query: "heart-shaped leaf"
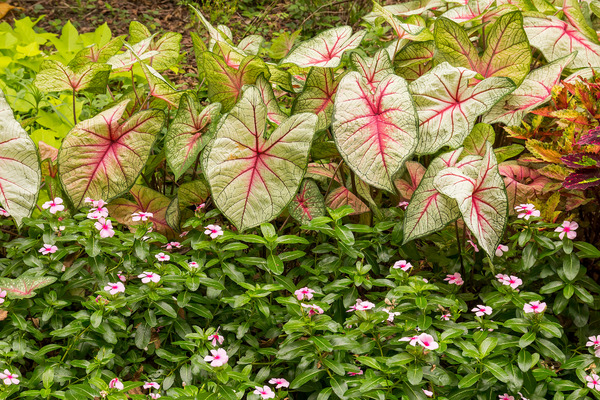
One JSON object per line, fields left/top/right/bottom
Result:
{"left": 435, "top": 11, "right": 531, "bottom": 85}
{"left": 364, "top": 0, "right": 443, "bottom": 20}
{"left": 499, "top": 161, "right": 551, "bottom": 210}
{"left": 107, "top": 36, "right": 159, "bottom": 72}
{"left": 369, "top": 3, "right": 434, "bottom": 41}
{"left": 440, "top": 0, "right": 494, "bottom": 23}
{"left": 177, "top": 180, "right": 211, "bottom": 209}
{"left": 291, "top": 67, "right": 340, "bottom": 132}
{"left": 483, "top": 53, "right": 576, "bottom": 125}
{"left": 332, "top": 71, "right": 419, "bottom": 191}
{"left": 69, "top": 35, "right": 125, "bottom": 68}
{"left": 280, "top": 26, "right": 365, "bottom": 68}
{"left": 326, "top": 186, "right": 369, "bottom": 215}
{"left": 165, "top": 94, "right": 221, "bottom": 180}
{"left": 123, "top": 21, "right": 182, "bottom": 71}
{"left": 0, "top": 275, "right": 57, "bottom": 299}
{"left": 350, "top": 49, "right": 394, "bottom": 88}
{"left": 136, "top": 53, "right": 185, "bottom": 108}
{"left": 394, "top": 41, "right": 434, "bottom": 81}
{"left": 410, "top": 62, "right": 515, "bottom": 155}
{"left": 34, "top": 60, "right": 111, "bottom": 94}
{"left": 288, "top": 179, "right": 326, "bottom": 224}
{"left": 251, "top": 74, "right": 287, "bottom": 125}
{"left": 524, "top": 15, "right": 600, "bottom": 69}
{"left": 58, "top": 100, "right": 165, "bottom": 208}
{"left": 433, "top": 143, "right": 508, "bottom": 256}
{"left": 562, "top": 0, "right": 599, "bottom": 44}
{"left": 0, "top": 89, "right": 41, "bottom": 227}
{"left": 394, "top": 161, "right": 426, "bottom": 201}
{"left": 463, "top": 123, "right": 495, "bottom": 157}
{"left": 204, "top": 86, "right": 318, "bottom": 231}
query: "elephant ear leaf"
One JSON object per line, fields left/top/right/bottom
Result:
{"left": 34, "top": 60, "right": 111, "bottom": 94}
{"left": 0, "top": 89, "right": 41, "bottom": 227}
{"left": 288, "top": 179, "right": 326, "bottom": 224}
{"left": 350, "top": 49, "right": 394, "bottom": 87}
{"left": 0, "top": 276, "right": 57, "bottom": 299}
{"left": 439, "top": 0, "right": 495, "bottom": 23}
{"left": 251, "top": 74, "right": 287, "bottom": 125}
{"left": 204, "top": 86, "right": 318, "bottom": 231}
{"left": 291, "top": 67, "right": 340, "bottom": 132}
{"left": 434, "top": 143, "right": 508, "bottom": 257}
{"left": 394, "top": 41, "right": 434, "bottom": 81}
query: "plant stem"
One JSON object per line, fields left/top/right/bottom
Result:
{"left": 324, "top": 160, "right": 344, "bottom": 199}
{"left": 455, "top": 220, "right": 464, "bottom": 273}
{"left": 72, "top": 89, "right": 77, "bottom": 125}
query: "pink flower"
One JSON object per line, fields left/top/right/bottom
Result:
{"left": 499, "top": 394, "right": 514, "bottom": 400}
{"left": 42, "top": 197, "right": 64, "bottom": 214}
{"left": 204, "top": 348, "right": 228, "bottom": 367}
{"left": 39, "top": 244, "right": 58, "bottom": 255}
{"left": 104, "top": 282, "right": 125, "bottom": 295}
{"left": 0, "top": 207, "right": 9, "bottom": 217}
{"left": 555, "top": 221, "right": 578, "bottom": 240}
{"left": 348, "top": 370, "right": 363, "bottom": 376}
{"left": 498, "top": 274, "right": 522, "bottom": 289}
{"left": 496, "top": 244, "right": 508, "bottom": 257}
{"left": 399, "top": 335, "right": 419, "bottom": 346}
{"left": 383, "top": 309, "right": 401, "bottom": 322}
{"left": 0, "top": 369, "right": 19, "bottom": 385}
{"left": 294, "top": 287, "right": 315, "bottom": 301}
{"left": 467, "top": 239, "right": 479, "bottom": 252}
{"left": 204, "top": 224, "right": 224, "bottom": 239}
{"left": 138, "top": 272, "right": 161, "bottom": 284}
{"left": 472, "top": 305, "right": 492, "bottom": 317}
{"left": 209, "top": 331, "right": 224, "bottom": 346}
{"left": 109, "top": 377, "right": 123, "bottom": 390}
{"left": 518, "top": 392, "right": 529, "bottom": 400}
{"left": 87, "top": 200, "right": 108, "bottom": 219}
{"left": 440, "top": 313, "right": 451, "bottom": 321}
{"left": 393, "top": 260, "right": 413, "bottom": 271}
{"left": 423, "top": 389, "right": 433, "bottom": 397}
{"left": 268, "top": 378, "right": 289, "bottom": 389}
{"left": 301, "top": 303, "right": 324, "bottom": 315}
{"left": 586, "top": 335, "right": 600, "bottom": 347}
{"left": 417, "top": 333, "right": 439, "bottom": 350}
{"left": 143, "top": 382, "right": 160, "bottom": 390}
{"left": 163, "top": 242, "right": 181, "bottom": 250}
{"left": 0, "top": 290, "right": 6, "bottom": 305}
{"left": 180, "top": 231, "right": 189, "bottom": 237}
{"left": 588, "top": 374, "right": 600, "bottom": 390}
{"left": 523, "top": 300, "right": 546, "bottom": 314}
{"left": 515, "top": 204, "right": 540, "bottom": 220}
{"left": 84, "top": 197, "right": 94, "bottom": 203}
{"left": 94, "top": 218, "right": 115, "bottom": 238}
{"left": 150, "top": 394, "right": 161, "bottom": 399}
{"left": 444, "top": 272, "right": 464, "bottom": 286}
{"left": 132, "top": 211, "right": 153, "bottom": 222}
{"left": 155, "top": 253, "right": 170, "bottom": 262}
{"left": 196, "top": 203, "right": 206, "bottom": 211}
{"left": 253, "top": 386, "right": 275, "bottom": 399}
{"left": 348, "top": 299, "right": 375, "bottom": 312}
{"left": 117, "top": 271, "right": 126, "bottom": 282}
{"left": 398, "top": 201, "right": 409, "bottom": 209}
{"left": 188, "top": 261, "right": 199, "bottom": 269}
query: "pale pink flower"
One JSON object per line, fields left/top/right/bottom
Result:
{"left": 163, "top": 241, "right": 181, "bottom": 250}
{"left": 179, "top": 231, "right": 189, "bottom": 237}
{"left": 109, "top": 377, "right": 123, "bottom": 390}
{"left": 423, "top": 389, "right": 433, "bottom": 397}
{"left": 204, "top": 348, "right": 228, "bottom": 367}
{"left": 555, "top": 221, "right": 578, "bottom": 240}
{"left": 188, "top": 261, "right": 199, "bottom": 269}
{"left": 204, "top": 224, "right": 223, "bottom": 239}
{"left": 143, "top": 382, "right": 160, "bottom": 390}
{"left": 383, "top": 309, "right": 401, "bottom": 322}
{"left": 294, "top": 287, "right": 315, "bottom": 301}
{"left": 518, "top": 392, "right": 529, "bottom": 400}
{"left": 87, "top": 200, "right": 108, "bottom": 219}
{"left": 42, "top": 197, "right": 64, "bottom": 214}
{"left": 588, "top": 374, "right": 600, "bottom": 390}
{"left": 496, "top": 244, "right": 508, "bottom": 257}
{"left": 253, "top": 386, "right": 275, "bottom": 399}
{"left": 138, "top": 272, "right": 161, "bottom": 284}
{"left": 0, "top": 207, "right": 9, "bottom": 217}
{"left": 94, "top": 218, "right": 115, "bottom": 238}
{"left": 467, "top": 239, "right": 479, "bottom": 252}
{"left": 417, "top": 333, "right": 439, "bottom": 350}
{"left": 117, "top": 271, "right": 126, "bottom": 282}
{"left": 393, "top": 260, "right": 413, "bottom": 271}
{"left": 348, "top": 299, "right": 375, "bottom": 312}
{"left": 586, "top": 335, "right": 600, "bottom": 347}
{"left": 155, "top": 253, "right": 170, "bottom": 262}
{"left": 0, "top": 369, "right": 19, "bottom": 385}
{"left": 301, "top": 303, "right": 324, "bottom": 315}
{"left": 399, "top": 335, "right": 419, "bottom": 346}
{"left": 209, "top": 332, "right": 224, "bottom": 346}
{"left": 348, "top": 370, "right": 363, "bottom": 376}
{"left": 472, "top": 305, "right": 492, "bottom": 317}
{"left": 596, "top": 347, "right": 600, "bottom": 357}
{"left": 150, "top": 394, "right": 161, "bottom": 399}
{"left": 39, "top": 244, "right": 58, "bottom": 255}
{"left": 515, "top": 204, "right": 540, "bottom": 220}
{"left": 501, "top": 275, "right": 522, "bottom": 289}
{"left": 523, "top": 300, "right": 546, "bottom": 314}
{"left": 104, "top": 282, "right": 125, "bottom": 295}
{"left": 398, "top": 201, "right": 409, "bottom": 209}
{"left": 196, "top": 203, "right": 206, "bottom": 211}
{"left": 132, "top": 211, "right": 153, "bottom": 222}
{"left": 440, "top": 313, "right": 451, "bottom": 321}
{"left": 499, "top": 394, "right": 514, "bottom": 400}
{"left": 268, "top": 378, "right": 289, "bottom": 389}
{"left": 444, "top": 272, "right": 464, "bottom": 286}
{"left": 84, "top": 197, "right": 94, "bottom": 203}
{"left": 0, "top": 290, "right": 6, "bottom": 305}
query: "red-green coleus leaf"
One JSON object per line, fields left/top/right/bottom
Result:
{"left": 562, "top": 153, "right": 600, "bottom": 169}
{"left": 394, "top": 41, "right": 434, "bottom": 81}
{"left": 332, "top": 71, "right": 419, "bottom": 191}
{"left": 403, "top": 148, "right": 482, "bottom": 242}
{"left": 288, "top": 179, "right": 326, "bottom": 224}
{"left": 0, "top": 276, "right": 57, "bottom": 299}
{"left": 107, "top": 184, "right": 177, "bottom": 238}
{"left": 394, "top": 161, "right": 426, "bottom": 201}
{"left": 564, "top": 171, "right": 600, "bottom": 190}
{"left": 350, "top": 50, "right": 394, "bottom": 89}
{"left": 433, "top": 143, "right": 508, "bottom": 257}
{"left": 410, "top": 62, "right": 515, "bottom": 155}
{"left": 440, "top": 0, "right": 494, "bottom": 23}
{"left": 435, "top": 11, "right": 531, "bottom": 85}
{"left": 291, "top": 67, "right": 340, "bottom": 132}
{"left": 578, "top": 127, "right": 600, "bottom": 146}
{"left": 251, "top": 74, "right": 287, "bottom": 125}
{"left": 280, "top": 26, "right": 365, "bottom": 68}
{"left": 34, "top": 60, "right": 111, "bottom": 94}
{"left": 58, "top": 100, "right": 165, "bottom": 209}
{"left": 165, "top": 94, "right": 221, "bottom": 181}
{"left": 483, "top": 53, "right": 576, "bottom": 126}
{"left": 524, "top": 15, "right": 600, "bottom": 69}
{"left": 499, "top": 161, "right": 551, "bottom": 210}
{"left": 203, "top": 86, "right": 318, "bottom": 231}
{"left": 0, "top": 89, "right": 41, "bottom": 227}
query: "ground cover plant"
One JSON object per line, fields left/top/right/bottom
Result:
{"left": 2, "top": 0, "right": 600, "bottom": 399}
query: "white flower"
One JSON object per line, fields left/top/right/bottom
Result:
{"left": 155, "top": 253, "right": 170, "bottom": 262}
{"left": 204, "top": 348, "right": 228, "bottom": 367}
{"left": 423, "top": 389, "right": 433, "bottom": 397}
{"left": 440, "top": 313, "right": 451, "bottom": 321}
{"left": 42, "top": 197, "right": 64, "bottom": 214}
{"left": 108, "top": 377, "right": 123, "bottom": 390}
{"left": 392, "top": 260, "right": 413, "bottom": 271}
{"left": 515, "top": 203, "right": 540, "bottom": 220}
{"left": 383, "top": 308, "right": 401, "bottom": 322}
{"left": 472, "top": 305, "right": 492, "bottom": 317}
{"left": 188, "top": 261, "right": 199, "bottom": 269}
{"left": 150, "top": 394, "right": 161, "bottom": 399}
{"left": 138, "top": 272, "right": 161, "bottom": 284}
{"left": 103, "top": 282, "right": 125, "bottom": 295}
{"left": 588, "top": 374, "right": 600, "bottom": 390}
{"left": 347, "top": 299, "right": 375, "bottom": 312}
{"left": 523, "top": 300, "right": 546, "bottom": 314}
{"left": 586, "top": 335, "right": 600, "bottom": 347}
{"left": 163, "top": 241, "right": 181, "bottom": 250}
{"left": 399, "top": 335, "right": 419, "bottom": 346}
{"left": 0, "top": 369, "right": 19, "bottom": 385}
{"left": 204, "top": 224, "right": 224, "bottom": 239}
{"left": 495, "top": 244, "right": 508, "bottom": 257}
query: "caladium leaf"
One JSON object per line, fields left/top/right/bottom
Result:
{"left": 107, "top": 36, "right": 159, "bottom": 72}
{"left": 363, "top": 0, "right": 443, "bottom": 20}
{"left": 238, "top": 35, "right": 264, "bottom": 55}
{"left": 332, "top": 71, "right": 419, "bottom": 191}
{"left": 0, "top": 276, "right": 57, "bottom": 299}
{"left": 0, "top": 89, "right": 41, "bottom": 227}
{"left": 564, "top": 171, "right": 600, "bottom": 190}
{"left": 135, "top": 50, "right": 185, "bottom": 108}
{"left": 350, "top": 50, "right": 394, "bottom": 88}
{"left": 563, "top": 0, "right": 599, "bottom": 44}
{"left": 280, "top": 26, "right": 365, "bottom": 68}
{"left": 58, "top": 100, "right": 165, "bottom": 208}
{"left": 433, "top": 144, "right": 508, "bottom": 257}
{"left": 435, "top": 12, "right": 531, "bottom": 85}
{"left": 524, "top": 15, "right": 600, "bottom": 69}
{"left": 483, "top": 54, "right": 576, "bottom": 126}
{"left": 325, "top": 186, "right": 369, "bottom": 215}
{"left": 440, "top": 0, "right": 495, "bottom": 23}
{"left": 394, "top": 161, "right": 426, "bottom": 201}
{"left": 202, "top": 51, "right": 270, "bottom": 112}
{"left": 499, "top": 161, "right": 551, "bottom": 210}
{"left": 369, "top": 3, "right": 434, "bottom": 41}
{"left": 34, "top": 60, "right": 111, "bottom": 94}
{"left": 203, "top": 86, "right": 318, "bottom": 231}
{"left": 306, "top": 162, "right": 342, "bottom": 183}
{"left": 148, "top": 32, "right": 182, "bottom": 71}
{"left": 165, "top": 94, "right": 221, "bottom": 180}
{"left": 394, "top": 41, "right": 434, "bottom": 81}
{"left": 177, "top": 180, "right": 211, "bottom": 209}
{"left": 410, "top": 62, "right": 515, "bottom": 155}
{"left": 251, "top": 74, "right": 287, "bottom": 125}
{"left": 288, "top": 179, "right": 326, "bottom": 224}
{"left": 291, "top": 67, "right": 340, "bottom": 132}
{"left": 463, "top": 123, "right": 495, "bottom": 157}
{"left": 69, "top": 35, "right": 125, "bottom": 68}
{"left": 107, "top": 184, "right": 177, "bottom": 238}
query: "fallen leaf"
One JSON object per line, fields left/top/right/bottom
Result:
{"left": 0, "top": 310, "right": 8, "bottom": 321}
{"left": 0, "top": 3, "right": 20, "bottom": 19}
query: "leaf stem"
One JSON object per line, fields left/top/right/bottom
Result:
{"left": 455, "top": 220, "right": 465, "bottom": 273}
{"left": 72, "top": 89, "right": 77, "bottom": 125}
{"left": 324, "top": 160, "right": 344, "bottom": 199}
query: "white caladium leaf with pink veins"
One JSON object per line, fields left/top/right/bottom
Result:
{"left": 291, "top": 68, "right": 340, "bottom": 132}
{"left": 403, "top": 148, "right": 482, "bottom": 243}
{"left": 288, "top": 179, "right": 326, "bottom": 224}
{"left": 0, "top": 89, "right": 41, "bottom": 227}
{"left": 483, "top": 53, "right": 577, "bottom": 126}
{"left": 524, "top": 15, "right": 600, "bottom": 69}
{"left": 0, "top": 276, "right": 57, "bottom": 299}
{"left": 280, "top": 26, "right": 365, "bottom": 68}
{"left": 440, "top": 0, "right": 495, "bottom": 23}
{"left": 204, "top": 86, "right": 318, "bottom": 231}
{"left": 58, "top": 100, "right": 165, "bottom": 208}
{"left": 410, "top": 62, "right": 515, "bottom": 155}
{"left": 350, "top": 50, "right": 394, "bottom": 89}
{"left": 332, "top": 71, "right": 419, "bottom": 191}
{"left": 433, "top": 143, "right": 508, "bottom": 257}
{"left": 394, "top": 161, "right": 426, "bottom": 201}
{"left": 250, "top": 74, "right": 288, "bottom": 125}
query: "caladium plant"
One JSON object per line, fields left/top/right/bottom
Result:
{"left": 0, "top": 275, "right": 57, "bottom": 299}
{"left": 288, "top": 179, "right": 326, "bottom": 224}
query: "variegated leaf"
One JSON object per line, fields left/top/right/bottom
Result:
{"left": 34, "top": 60, "right": 111, "bottom": 94}
{"left": 291, "top": 67, "right": 340, "bottom": 132}
{"left": 288, "top": 179, "right": 326, "bottom": 224}
{"left": 0, "top": 276, "right": 57, "bottom": 299}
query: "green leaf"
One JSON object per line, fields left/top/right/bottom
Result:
{"left": 519, "top": 331, "right": 536, "bottom": 348}
{"left": 458, "top": 372, "right": 481, "bottom": 388}
{"left": 250, "top": 74, "right": 287, "bottom": 125}
{"left": 483, "top": 360, "right": 509, "bottom": 382}
{"left": 479, "top": 337, "right": 498, "bottom": 358}
{"left": 135, "top": 323, "right": 151, "bottom": 349}
{"left": 266, "top": 254, "right": 284, "bottom": 275}
{"left": 407, "top": 364, "right": 423, "bottom": 385}
{"left": 463, "top": 123, "right": 495, "bottom": 157}
{"left": 536, "top": 338, "right": 566, "bottom": 363}
{"left": 34, "top": 60, "right": 110, "bottom": 94}
{"left": 563, "top": 253, "right": 580, "bottom": 281}
{"left": 290, "top": 369, "right": 326, "bottom": 389}
{"left": 394, "top": 41, "right": 434, "bottom": 81}
{"left": 155, "top": 301, "right": 178, "bottom": 319}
